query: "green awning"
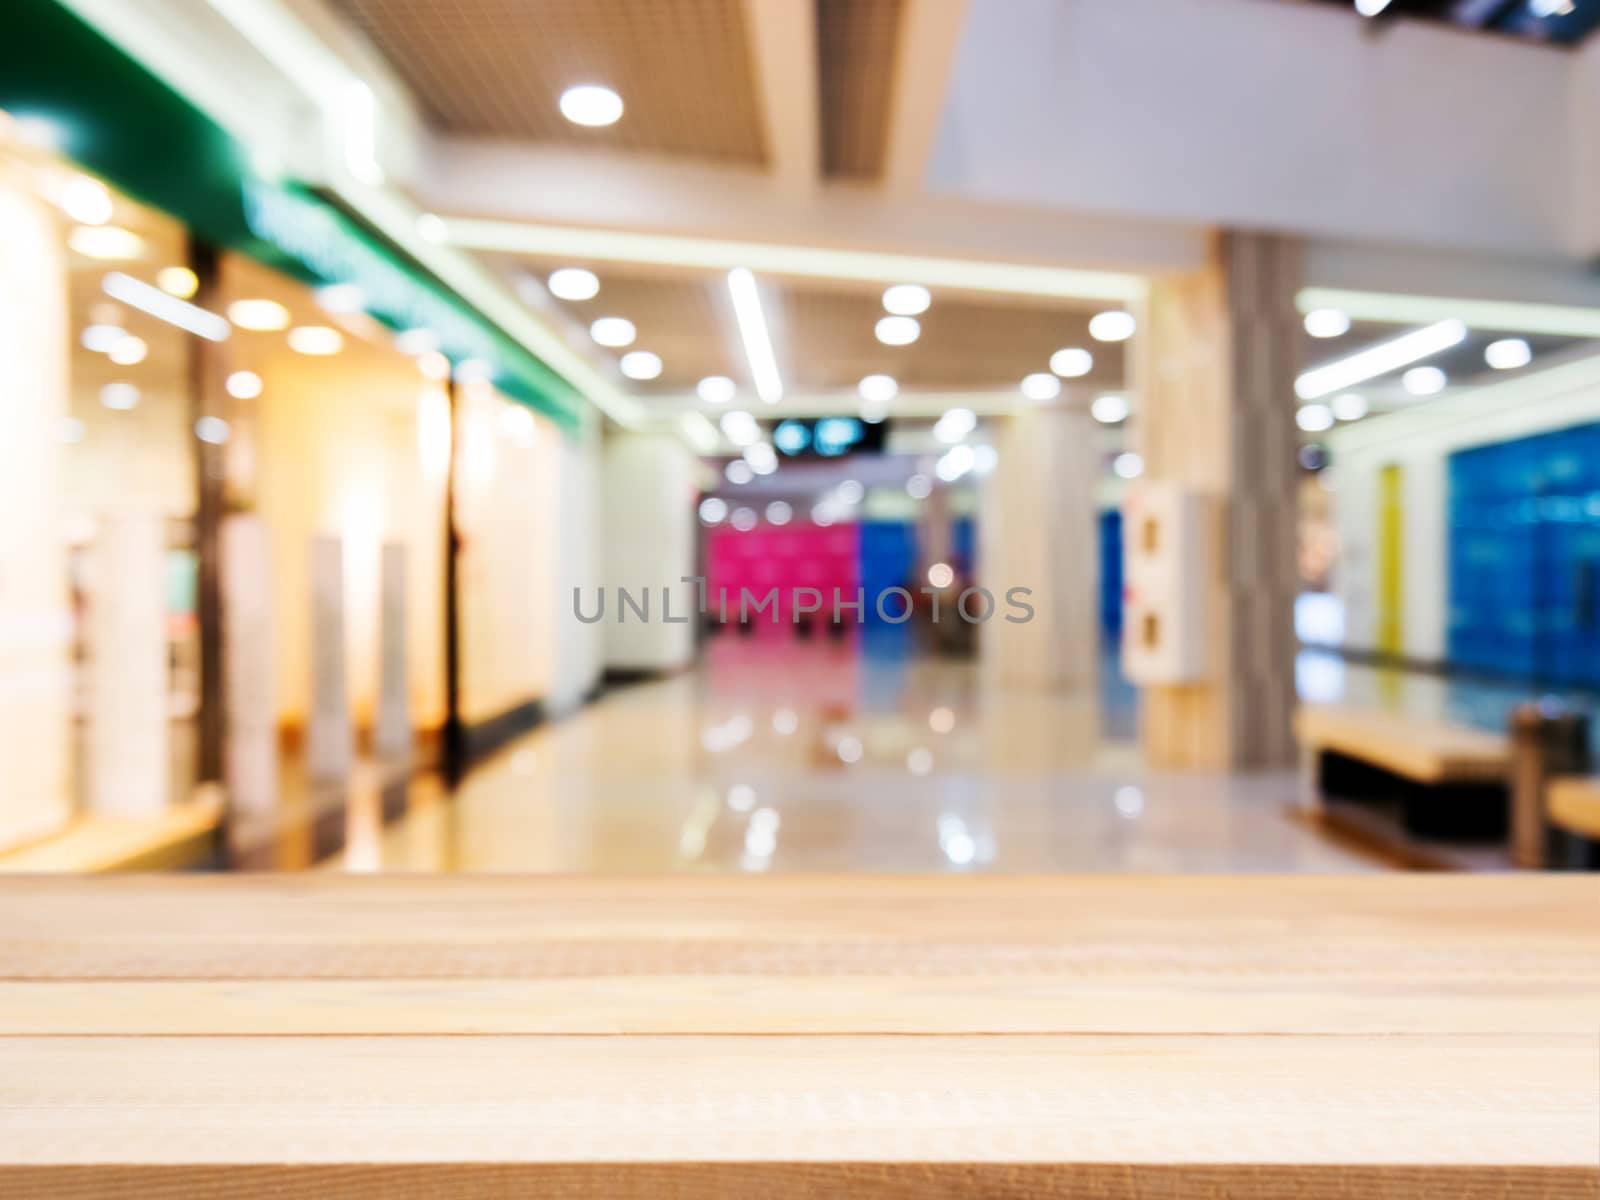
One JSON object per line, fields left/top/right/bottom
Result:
{"left": 2, "top": 0, "right": 582, "bottom": 429}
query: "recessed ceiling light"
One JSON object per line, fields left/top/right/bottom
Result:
{"left": 99, "top": 383, "right": 140, "bottom": 411}
{"left": 1112, "top": 452, "right": 1144, "bottom": 479}
{"left": 1530, "top": 0, "right": 1573, "bottom": 15}
{"left": 699, "top": 497, "right": 728, "bottom": 525}
{"left": 1021, "top": 372, "right": 1061, "bottom": 401}
{"left": 1303, "top": 308, "right": 1351, "bottom": 339}
{"left": 858, "top": 374, "right": 898, "bottom": 403}
{"left": 1331, "top": 392, "right": 1369, "bottom": 421}
{"left": 157, "top": 267, "right": 199, "bottom": 299}
{"left": 229, "top": 299, "right": 291, "bottom": 331}
{"left": 108, "top": 335, "right": 148, "bottom": 366}
{"left": 882, "top": 284, "right": 931, "bottom": 316}
{"left": 1296, "top": 403, "right": 1335, "bottom": 433}
{"left": 1295, "top": 319, "right": 1466, "bottom": 399}
{"left": 1050, "top": 347, "right": 1093, "bottom": 377}
{"left": 226, "top": 371, "right": 263, "bottom": 400}
{"left": 548, "top": 267, "right": 600, "bottom": 301}
{"left": 727, "top": 268, "right": 783, "bottom": 403}
{"left": 875, "top": 315, "right": 920, "bottom": 346}
{"left": 560, "top": 84, "right": 624, "bottom": 127}
{"left": 765, "top": 501, "right": 792, "bottom": 526}
{"left": 1402, "top": 365, "right": 1447, "bottom": 396}
{"left": 288, "top": 326, "right": 344, "bottom": 356}
{"left": 102, "top": 272, "right": 229, "bottom": 341}
{"left": 730, "top": 506, "right": 758, "bottom": 531}
{"left": 61, "top": 177, "right": 113, "bottom": 226}
{"left": 744, "top": 443, "right": 778, "bottom": 475}
{"left": 590, "top": 316, "right": 636, "bottom": 347}
{"left": 697, "top": 375, "right": 737, "bottom": 404}
{"left": 725, "top": 460, "right": 754, "bottom": 485}
{"left": 906, "top": 474, "right": 933, "bottom": 499}
{"left": 68, "top": 226, "right": 145, "bottom": 261}
{"left": 1485, "top": 337, "right": 1532, "bottom": 370}
{"left": 1088, "top": 311, "right": 1136, "bottom": 342}
{"left": 81, "top": 324, "right": 126, "bottom": 353}
{"left": 620, "top": 350, "right": 663, "bottom": 380}
{"left": 1091, "top": 393, "right": 1129, "bottom": 424}
{"left": 1355, "top": 0, "right": 1393, "bottom": 14}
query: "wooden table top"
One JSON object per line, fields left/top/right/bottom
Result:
{"left": 1, "top": 874, "right": 1596, "bottom": 1198}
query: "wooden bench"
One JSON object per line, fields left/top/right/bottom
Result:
{"left": 0, "top": 875, "right": 1596, "bottom": 1196}
{"left": 1295, "top": 705, "right": 1512, "bottom": 841}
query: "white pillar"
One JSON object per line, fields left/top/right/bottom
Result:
{"left": 307, "top": 534, "right": 353, "bottom": 779}
{"left": 223, "top": 514, "right": 277, "bottom": 815}
{"left": 980, "top": 399, "right": 1101, "bottom": 691}
{"left": 601, "top": 433, "right": 697, "bottom": 674}
{"left": 89, "top": 511, "right": 169, "bottom": 818}
{"left": 0, "top": 182, "right": 72, "bottom": 848}
{"left": 375, "top": 541, "right": 412, "bottom": 758}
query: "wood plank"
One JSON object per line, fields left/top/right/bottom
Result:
{"left": 0, "top": 1035, "right": 1592, "bottom": 1182}
{"left": 1, "top": 876, "right": 1596, "bottom": 1196}
{"left": 1295, "top": 704, "right": 1510, "bottom": 784}
{"left": 1549, "top": 776, "right": 1600, "bottom": 839}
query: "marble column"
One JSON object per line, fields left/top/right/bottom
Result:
{"left": 1133, "top": 231, "right": 1301, "bottom": 770}
{"left": 0, "top": 182, "right": 72, "bottom": 848}
{"left": 980, "top": 397, "right": 1101, "bottom": 692}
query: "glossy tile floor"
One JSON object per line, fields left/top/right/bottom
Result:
{"left": 314, "top": 630, "right": 1380, "bottom": 874}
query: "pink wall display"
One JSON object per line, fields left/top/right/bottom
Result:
{"left": 706, "top": 522, "right": 861, "bottom": 632}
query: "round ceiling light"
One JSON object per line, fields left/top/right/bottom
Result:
{"left": 875, "top": 315, "right": 920, "bottom": 346}
{"left": 1021, "top": 372, "right": 1061, "bottom": 401}
{"left": 589, "top": 316, "right": 636, "bottom": 348}
{"left": 1088, "top": 311, "right": 1137, "bottom": 342}
{"left": 288, "top": 326, "right": 344, "bottom": 356}
{"left": 1296, "top": 403, "right": 1335, "bottom": 433}
{"left": 560, "top": 84, "right": 624, "bottom": 127}
{"left": 548, "top": 267, "right": 600, "bottom": 301}
{"left": 1331, "top": 392, "right": 1368, "bottom": 421}
{"left": 157, "top": 267, "right": 200, "bottom": 299}
{"left": 620, "top": 350, "right": 663, "bottom": 380}
{"left": 697, "top": 375, "right": 737, "bottom": 404}
{"left": 1090, "top": 393, "right": 1129, "bottom": 424}
{"left": 1050, "top": 347, "right": 1093, "bottom": 378}
{"left": 229, "top": 299, "right": 291, "bottom": 331}
{"left": 226, "top": 371, "right": 264, "bottom": 400}
{"left": 882, "top": 284, "right": 931, "bottom": 316}
{"left": 1484, "top": 338, "right": 1531, "bottom": 370}
{"left": 858, "top": 374, "right": 898, "bottom": 403}
{"left": 1402, "top": 365, "right": 1447, "bottom": 396}
{"left": 1303, "top": 308, "right": 1351, "bottom": 339}
{"left": 61, "top": 177, "right": 113, "bottom": 226}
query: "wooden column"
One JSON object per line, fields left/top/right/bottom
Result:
{"left": 1135, "top": 232, "right": 1300, "bottom": 770}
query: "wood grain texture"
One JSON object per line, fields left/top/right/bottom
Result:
{"left": 0, "top": 876, "right": 1596, "bottom": 1198}
{"left": 1296, "top": 704, "right": 1511, "bottom": 784}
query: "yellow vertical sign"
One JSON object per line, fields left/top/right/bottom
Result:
{"left": 1377, "top": 464, "right": 1404, "bottom": 658}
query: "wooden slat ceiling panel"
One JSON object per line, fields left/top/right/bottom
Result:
{"left": 816, "top": 0, "right": 904, "bottom": 180}
{"left": 328, "top": 0, "right": 769, "bottom": 164}
{"left": 781, "top": 284, "right": 1126, "bottom": 391}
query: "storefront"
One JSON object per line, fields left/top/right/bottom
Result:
{"left": 0, "top": 4, "right": 590, "bottom": 859}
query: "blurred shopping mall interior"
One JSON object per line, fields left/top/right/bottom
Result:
{"left": 4, "top": 0, "right": 1600, "bottom": 875}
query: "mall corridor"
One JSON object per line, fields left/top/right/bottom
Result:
{"left": 2, "top": 0, "right": 1599, "bottom": 1193}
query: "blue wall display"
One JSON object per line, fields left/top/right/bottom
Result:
{"left": 1448, "top": 422, "right": 1600, "bottom": 684}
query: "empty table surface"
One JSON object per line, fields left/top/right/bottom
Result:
{"left": 0, "top": 875, "right": 1596, "bottom": 1198}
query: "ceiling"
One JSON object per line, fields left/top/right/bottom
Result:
{"left": 499, "top": 254, "right": 1127, "bottom": 399}
{"left": 1302, "top": 0, "right": 1600, "bottom": 45}
{"left": 326, "top": 0, "right": 770, "bottom": 164}
{"left": 816, "top": 0, "right": 903, "bottom": 180}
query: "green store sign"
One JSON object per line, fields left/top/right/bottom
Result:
{"left": 2, "top": 0, "right": 581, "bottom": 430}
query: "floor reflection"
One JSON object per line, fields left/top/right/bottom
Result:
{"left": 278, "top": 634, "right": 1379, "bottom": 874}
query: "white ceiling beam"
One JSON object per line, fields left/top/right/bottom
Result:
{"left": 420, "top": 140, "right": 1207, "bottom": 278}
{"left": 743, "top": 0, "right": 820, "bottom": 188}
{"left": 882, "top": 0, "right": 971, "bottom": 191}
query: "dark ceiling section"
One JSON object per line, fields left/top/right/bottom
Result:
{"left": 1305, "top": 0, "right": 1600, "bottom": 45}
{"left": 816, "top": 0, "right": 905, "bottom": 180}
